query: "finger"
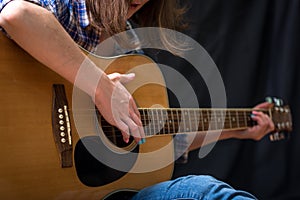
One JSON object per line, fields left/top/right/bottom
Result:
{"left": 251, "top": 111, "right": 267, "bottom": 124}
{"left": 122, "top": 116, "right": 143, "bottom": 144}
{"left": 129, "top": 108, "right": 145, "bottom": 139}
{"left": 129, "top": 99, "right": 146, "bottom": 141}
{"left": 119, "top": 73, "right": 135, "bottom": 84}
{"left": 251, "top": 111, "right": 274, "bottom": 132}
{"left": 254, "top": 102, "right": 273, "bottom": 109}
{"left": 107, "top": 73, "right": 135, "bottom": 84}
{"left": 130, "top": 98, "right": 141, "bottom": 118}
{"left": 117, "top": 121, "right": 131, "bottom": 143}
{"left": 107, "top": 72, "right": 121, "bottom": 82}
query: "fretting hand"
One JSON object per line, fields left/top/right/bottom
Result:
{"left": 238, "top": 102, "right": 275, "bottom": 140}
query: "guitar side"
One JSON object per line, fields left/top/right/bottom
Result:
{"left": 0, "top": 33, "right": 174, "bottom": 199}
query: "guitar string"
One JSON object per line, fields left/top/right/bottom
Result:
{"left": 66, "top": 108, "right": 270, "bottom": 139}
{"left": 99, "top": 110, "right": 255, "bottom": 138}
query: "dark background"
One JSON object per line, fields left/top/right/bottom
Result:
{"left": 154, "top": 0, "right": 299, "bottom": 199}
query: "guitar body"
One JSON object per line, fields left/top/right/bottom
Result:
{"left": 0, "top": 33, "right": 174, "bottom": 199}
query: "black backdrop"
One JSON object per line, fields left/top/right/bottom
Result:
{"left": 150, "top": 0, "right": 299, "bottom": 199}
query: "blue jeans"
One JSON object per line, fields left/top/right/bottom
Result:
{"left": 131, "top": 175, "right": 257, "bottom": 200}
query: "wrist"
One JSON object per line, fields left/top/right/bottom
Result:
{"left": 74, "top": 58, "right": 106, "bottom": 99}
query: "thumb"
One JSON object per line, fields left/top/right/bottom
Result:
{"left": 119, "top": 73, "right": 135, "bottom": 84}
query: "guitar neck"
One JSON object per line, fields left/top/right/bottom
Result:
{"left": 101, "top": 108, "right": 268, "bottom": 136}
{"left": 139, "top": 108, "right": 264, "bottom": 136}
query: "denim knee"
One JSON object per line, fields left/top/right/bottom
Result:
{"left": 132, "top": 175, "right": 257, "bottom": 200}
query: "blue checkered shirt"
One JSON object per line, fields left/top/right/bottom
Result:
{"left": 0, "top": 0, "right": 100, "bottom": 52}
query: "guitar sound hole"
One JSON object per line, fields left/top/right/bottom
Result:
{"left": 74, "top": 136, "right": 139, "bottom": 187}
{"left": 103, "top": 126, "right": 135, "bottom": 148}
{"left": 97, "top": 108, "right": 135, "bottom": 148}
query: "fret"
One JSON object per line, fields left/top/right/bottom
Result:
{"left": 214, "top": 110, "right": 218, "bottom": 129}
{"left": 212, "top": 110, "right": 218, "bottom": 130}
{"left": 223, "top": 110, "right": 229, "bottom": 129}
{"left": 229, "top": 110, "right": 237, "bottom": 128}
{"left": 201, "top": 110, "right": 208, "bottom": 131}
{"left": 248, "top": 111, "right": 252, "bottom": 126}
{"left": 161, "top": 109, "right": 168, "bottom": 135}
{"left": 193, "top": 109, "right": 199, "bottom": 131}
{"left": 142, "top": 109, "right": 147, "bottom": 136}
{"left": 228, "top": 110, "right": 232, "bottom": 129}
{"left": 151, "top": 109, "right": 155, "bottom": 135}
{"left": 150, "top": 109, "right": 154, "bottom": 135}
{"left": 177, "top": 109, "right": 181, "bottom": 132}
{"left": 237, "top": 110, "right": 245, "bottom": 128}
{"left": 246, "top": 111, "right": 253, "bottom": 127}
{"left": 159, "top": 109, "right": 166, "bottom": 135}
{"left": 182, "top": 109, "right": 188, "bottom": 132}
{"left": 189, "top": 110, "right": 193, "bottom": 131}
{"left": 150, "top": 109, "right": 156, "bottom": 136}
{"left": 180, "top": 109, "right": 185, "bottom": 132}
{"left": 236, "top": 110, "right": 242, "bottom": 127}
{"left": 204, "top": 110, "right": 209, "bottom": 130}
{"left": 238, "top": 110, "right": 246, "bottom": 128}
{"left": 236, "top": 110, "right": 240, "bottom": 128}
{"left": 176, "top": 109, "right": 182, "bottom": 133}
{"left": 156, "top": 109, "right": 162, "bottom": 135}
{"left": 239, "top": 110, "right": 246, "bottom": 128}
{"left": 243, "top": 111, "right": 247, "bottom": 128}
{"left": 199, "top": 110, "right": 204, "bottom": 131}
{"left": 154, "top": 109, "right": 159, "bottom": 134}
{"left": 186, "top": 110, "right": 193, "bottom": 132}
{"left": 209, "top": 110, "right": 213, "bottom": 129}
{"left": 145, "top": 109, "right": 150, "bottom": 135}
{"left": 217, "top": 110, "right": 222, "bottom": 130}
{"left": 201, "top": 110, "right": 205, "bottom": 131}
{"left": 155, "top": 109, "right": 160, "bottom": 135}
{"left": 162, "top": 109, "right": 168, "bottom": 135}
{"left": 191, "top": 109, "right": 198, "bottom": 132}
{"left": 205, "top": 110, "right": 210, "bottom": 130}
{"left": 216, "top": 110, "right": 224, "bottom": 130}
{"left": 223, "top": 110, "right": 227, "bottom": 129}
{"left": 145, "top": 109, "right": 152, "bottom": 136}
{"left": 170, "top": 109, "right": 176, "bottom": 133}
{"left": 185, "top": 110, "right": 189, "bottom": 132}
{"left": 155, "top": 109, "right": 160, "bottom": 134}
{"left": 166, "top": 109, "right": 172, "bottom": 133}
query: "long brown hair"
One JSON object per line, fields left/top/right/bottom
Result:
{"left": 132, "top": 0, "right": 187, "bottom": 31}
{"left": 85, "top": 0, "right": 187, "bottom": 36}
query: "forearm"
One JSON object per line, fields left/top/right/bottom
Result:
{"left": 0, "top": 1, "right": 106, "bottom": 96}
{"left": 188, "top": 130, "right": 236, "bottom": 151}
{"left": 0, "top": 1, "right": 145, "bottom": 142}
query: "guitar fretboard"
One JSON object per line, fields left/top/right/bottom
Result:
{"left": 101, "top": 108, "right": 268, "bottom": 137}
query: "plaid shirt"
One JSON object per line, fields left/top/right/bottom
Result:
{"left": 0, "top": 0, "right": 100, "bottom": 52}
{"left": 0, "top": 0, "right": 190, "bottom": 163}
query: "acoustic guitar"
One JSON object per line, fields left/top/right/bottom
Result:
{"left": 0, "top": 33, "right": 292, "bottom": 200}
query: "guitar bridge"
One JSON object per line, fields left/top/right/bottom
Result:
{"left": 52, "top": 84, "right": 73, "bottom": 168}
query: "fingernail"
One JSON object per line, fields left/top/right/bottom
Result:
{"left": 138, "top": 138, "right": 146, "bottom": 145}
{"left": 126, "top": 73, "right": 135, "bottom": 78}
{"left": 265, "top": 97, "right": 272, "bottom": 103}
